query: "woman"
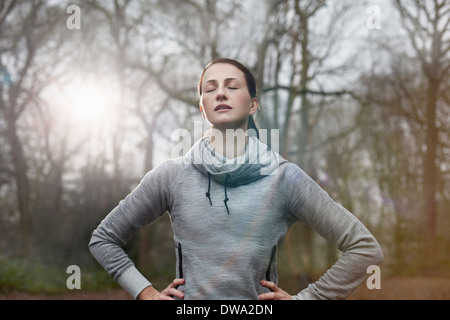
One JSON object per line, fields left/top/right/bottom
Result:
{"left": 89, "top": 58, "right": 383, "bottom": 300}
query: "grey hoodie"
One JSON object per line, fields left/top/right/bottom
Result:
{"left": 89, "top": 136, "right": 383, "bottom": 300}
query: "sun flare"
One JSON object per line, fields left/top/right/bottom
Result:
{"left": 66, "top": 78, "right": 112, "bottom": 122}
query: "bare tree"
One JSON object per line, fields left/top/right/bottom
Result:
{"left": 393, "top": 0, "right": 450, "bottom": 267}
{"left": 356, "top": 0, "right": 450, "bottom": 272}
{"left": 0, "top": 1, "right": 65, "bottom": 256}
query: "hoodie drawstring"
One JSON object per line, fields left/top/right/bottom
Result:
{"left": 223, "top": 174, "right": 230, "bottom": 215}
{"left": 205, "top": 172, "right": 231, "bottom": 215}
{"left": 206, "top": 173, "right": 212, "bottom": 205}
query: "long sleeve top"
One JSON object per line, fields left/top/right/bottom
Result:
{"left": 89, "top": 136, "right": 383, "bottom": 299}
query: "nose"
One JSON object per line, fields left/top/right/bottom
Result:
{"left": 216, "top": 85, "right": 227, "bottom": 101}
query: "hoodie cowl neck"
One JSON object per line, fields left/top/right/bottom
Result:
{"left": 187, "top": 135, "right": 287, "bottom": 187}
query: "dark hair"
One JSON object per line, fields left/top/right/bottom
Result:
{"left": 198, "top": 58, "right": 259, "bottom": 138}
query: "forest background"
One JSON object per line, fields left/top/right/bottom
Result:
{"left": 1, "top": 0, "right": 449, "bottom": 299}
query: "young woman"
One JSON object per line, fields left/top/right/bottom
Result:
{"left": 89, "top": 58, "right": 383, "bottom": 300}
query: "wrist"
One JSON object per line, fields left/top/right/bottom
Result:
{"left": 137, "top": 286, "right": 160, "bottom": 300}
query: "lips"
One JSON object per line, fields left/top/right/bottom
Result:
{"left": 214, "top": 104, "right": 232, "bottom": 112}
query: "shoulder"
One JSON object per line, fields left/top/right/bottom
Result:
{"left": 141, "top": 157, "right": 191, "bottom": 184}
{"left": 279, "top": 162, "right": 311, "bottom": 182}
{"left": 278, "top": 162, "right": 325, "bottom": 201}
{"left": 153, "top": 157, "right": 189, "bottom": 171}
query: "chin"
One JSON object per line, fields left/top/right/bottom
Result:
{"left": 211, "top": 123, "right": 248, "bottom": 132}
{"left": 206, "top": 115, "right": 248, "bottom": 130}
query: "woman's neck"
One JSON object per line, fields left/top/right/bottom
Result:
{"left": 208, "top": 127, "right": 248, "bottom": 159}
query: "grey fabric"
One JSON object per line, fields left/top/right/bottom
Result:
{"left": 89, "top": 137, "right": 383, "bottom": 299}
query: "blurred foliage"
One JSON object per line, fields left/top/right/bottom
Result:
{"left": 0, "top": 256, "right": 117, "bottom": 294}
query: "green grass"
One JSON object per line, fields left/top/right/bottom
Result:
{"left": 0, "top": 256, "right": 117, "bottom": 295}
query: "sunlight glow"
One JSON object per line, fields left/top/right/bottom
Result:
{"left": 71, "top": 86, "right": 109, "bottom": 121}
{"left": 66, "top": 77, "right": 113, "bottom": 123}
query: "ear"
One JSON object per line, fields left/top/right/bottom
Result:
{"left": 249, "top": 98, "right": 259, "bottom": 116}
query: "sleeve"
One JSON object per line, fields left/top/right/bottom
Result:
{"left": 88, "top": 160, "right": 177, "bottom": 299}
{"left": 283, "top": 164, "right": 383, "bottom": 300}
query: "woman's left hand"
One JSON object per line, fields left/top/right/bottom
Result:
{"left": 258, "top": 280, "right": 293, "bottom": 300}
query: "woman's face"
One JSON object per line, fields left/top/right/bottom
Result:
{"left": 200, "top": 63, "right": 258, "bottom": 131}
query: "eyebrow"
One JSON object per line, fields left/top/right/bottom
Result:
{"left": 203, "top": 78, "right": 242, "bottom": 85}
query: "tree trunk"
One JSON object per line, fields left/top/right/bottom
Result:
{"left": 5, "top": 111, "right": 31, "bottom": 257}
{"left": 423, "top": 81, "right": 438, "bottom": 266}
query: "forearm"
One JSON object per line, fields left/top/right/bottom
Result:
{"left": 88, "top": 206, "right": 153, "bottom": 299}
{"left": 294, "top": 211, "right": 383, "bottom": 299}
{"left": 293, "top": 243, "right": 383, "bottom": 300}
{"left": 286, "top": 167, "right": 383, "bottom": 299}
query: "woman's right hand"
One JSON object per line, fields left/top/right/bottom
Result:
{"left": 137, "top": 278, "right": 185, "bottom": 300}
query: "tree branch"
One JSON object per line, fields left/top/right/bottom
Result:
{"left": 0, "top": 0, "right": 14, "bottom": 24}
{"left": 262, "top": 85, "right": 353, "bottom": 97}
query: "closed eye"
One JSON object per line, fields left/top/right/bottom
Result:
{"left": 204, "top": 86, "right": 216, "bottom": 93}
